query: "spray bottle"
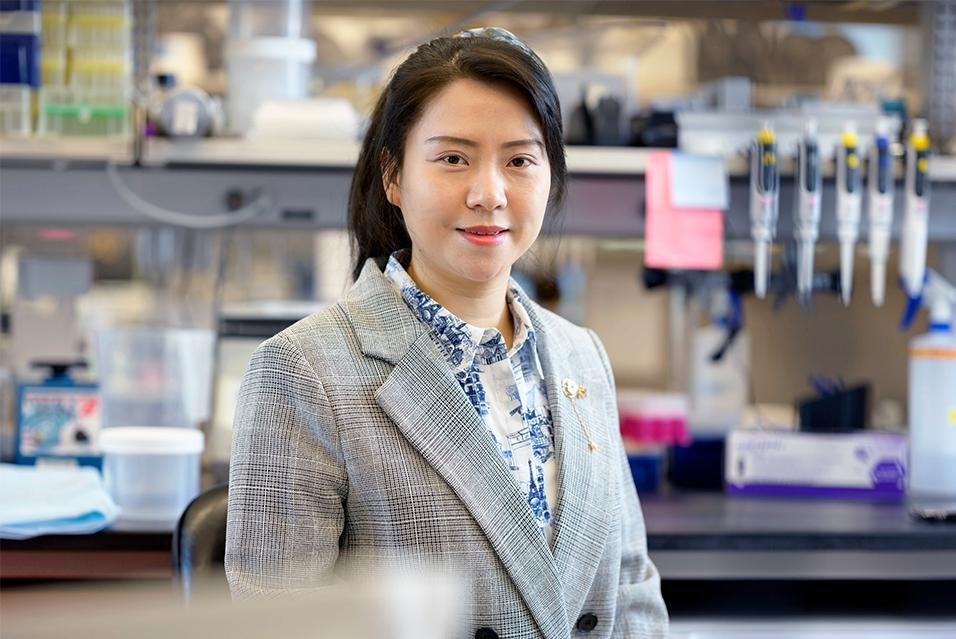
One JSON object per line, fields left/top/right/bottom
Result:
{"left": 902, "top": 270, "right": 956, "bottom": 499}
{"left": 689, "top": 285, "right": 750, "bottom": 435}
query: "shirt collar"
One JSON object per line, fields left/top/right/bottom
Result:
{"left": 383, "top": 250, "right": 536, "bottom": 372}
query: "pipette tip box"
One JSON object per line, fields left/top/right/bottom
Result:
{"left": 726, "top": 429, "right": 907, "bottom": 500}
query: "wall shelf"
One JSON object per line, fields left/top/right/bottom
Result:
{"left": 3, "top": 140, "right": 956, "bottom": 242}
{"left": 0, "top": 137, "right": 133, "bottom": 165}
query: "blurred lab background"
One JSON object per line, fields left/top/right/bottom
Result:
{"left": 1, "top": 1, "right": 955, "bottom": 637}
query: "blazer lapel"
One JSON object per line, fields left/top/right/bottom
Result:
{"left": 345, "top": 259, "right": 570, "bottom": 639}
{"left": 523, "top": 301, "right": 614, "bottom": 622}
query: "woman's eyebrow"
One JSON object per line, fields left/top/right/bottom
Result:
{"left": 502, "top": 138, "right": 544, "bottom": 150}
{"left": 425, "top": 135, "right": 544, "bottom": 150}
{"left": 425, "top": 135, "right": 478, "bottom": 147}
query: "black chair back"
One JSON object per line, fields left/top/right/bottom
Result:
{"left": 172, "top": 484, "right": 229, "bottom": 602}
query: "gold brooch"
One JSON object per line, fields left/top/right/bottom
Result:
{"left": 562, "top": 378, "right": 597, "bottom": 451}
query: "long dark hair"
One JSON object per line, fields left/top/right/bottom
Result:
{"left": 347, "top": 32, "right": 567, "bottom": 281}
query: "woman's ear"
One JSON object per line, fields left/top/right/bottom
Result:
{"left": 380, "top": 151, "right": 401, "bottom": 208}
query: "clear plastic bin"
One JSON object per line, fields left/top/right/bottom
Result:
{"left": 70, "top": 53, "right": 131, "bottom": 93}
{"left": 229, "top": 0, "right": 308, "bottom": 40}
{"left": 69, "top": 0, "right": 130, "bottom": 51}
{"left": 0, "top": 85, "right": 31, "bottom": 136}
{"left": 100, "top": 426, "right": 204, "bottom": 530}
{"left": 226, "top": 36, "right": 315, "bottom": 134}
{"left": 0, "top": 31, "right": 39, "bottom": 86}
{"left": 0, "top": 9, "right": 40, "bottom": 35}
{"left": 41, "top": 54, "right": 67, "bottom": 85}
{"left": 40, "top": 2, "right": 68, "bottom": 51}
{"left": 94, "top": 328, "right": 214, "bottom": 430}
{"left": 39, "top": 87, "right": 130, "bottom": 137}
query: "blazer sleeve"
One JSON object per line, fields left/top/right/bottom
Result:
{"left": 225, "top": 333, "right": 348, "bottom": 599}
{"left": 587, "top": 330, "right": 670, "bottom": 638}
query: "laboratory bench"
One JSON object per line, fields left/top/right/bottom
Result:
{"left": 3, "top": 490, "right": 955, "bottom": 581}
{"left": 641, "top": 491, "right": 956, "bottom": 579}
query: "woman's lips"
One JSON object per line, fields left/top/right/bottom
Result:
{"left": 457, "top": 228, "right": 509, "bottom": 246}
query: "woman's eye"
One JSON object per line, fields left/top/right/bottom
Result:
{"left": 509, "top": 156, "right": 533, "bottom": 168}
{"left": 441, "top": 154, "right": 465, "bottom": 166}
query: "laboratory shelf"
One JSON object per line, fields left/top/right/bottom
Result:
{"left": 142, "top": 137, "right": 360, "bottom": 169}
{"left": 4, "top": 139, "right": 956, "bottom": 242}
{"left": 143, "top": 138, "right": 652, "bottom": 175}
{"left": 0, "top": 136, "right": 133, "bottom": 164}
{"left": 140, "top": 137, "right": 956, "bottom": 180}
{"left": 300, "top": 0, "right": 923, "bottom": 25}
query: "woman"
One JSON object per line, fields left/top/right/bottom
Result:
{"left": 226, "top": 28, "right": 668, "bottom": 639}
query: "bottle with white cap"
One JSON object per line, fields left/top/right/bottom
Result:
{"left": 907, "top": 270, "right": 956, "bottom": 498}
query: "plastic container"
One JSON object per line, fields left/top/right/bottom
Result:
{"left": 797, "top": 384, "right": 869, "bottom": 432}
{"left": 0, "top": 84, "right": 30, "bottom": 135}
{"left": 668, "top": 436, "right": 726, "bottom": 491}
{"left": 0, "top": 1, "right": 40, "bottom": 10}
{"left": 40, "top": 1, "right": 68, "bottom": 51}
{"left": 247, "top": 97, "right": 360, "bottom": 141}
{"left": 626, "top": 451, "right": 663, "bottom": 493}
{"left": 909, "top": 328, "right": 956, "bottom": 499}
{"left": 94, "top": 328, "right": 214, "bottom": 430}
{"left": 41, "top": 54, "right": 67, "bottom": 85}
{"left": 0, "top": 8, "right": 40, "bottom": 34}
{"left": 39, "top": 87, "right": 129, "bottom": 136}
{"left": 225, "top": 36, "right": 315, "bottom": 134}
{"left": 229, "top": 0, "right": 308, "bottom": 40}
{"left": 689, "top": 324, "right": 750, "bottom": 435}
{"left": 0, "top": 31, "right": 39, "bottom": 86}
{"left": 100, "top": 426, "right": 203, "bottom": 529}
{"left": 70, "top": 53, "right": 131, "bottom": 94}
{"left": 617, "top": 390, "right": 690, "bottom": 446}
{"left": 68, "top": 0, "right": 130, "bottom": 51}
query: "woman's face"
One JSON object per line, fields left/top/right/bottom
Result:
{"left": 386, "top": 78, "right": 552, "bottom": 287}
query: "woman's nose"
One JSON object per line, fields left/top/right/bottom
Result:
{"left": 465, "top": 165, "right": 507, "bottom": 212}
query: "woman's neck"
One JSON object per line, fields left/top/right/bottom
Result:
{"left": 406, "top": 256, "right": 514, "bottom": 349}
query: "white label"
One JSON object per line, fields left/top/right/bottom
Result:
{"left": 172, "top": 101, "right": 199, "bottom": 136}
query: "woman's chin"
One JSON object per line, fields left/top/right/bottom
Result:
{"left": 452, "top": 255, "right": 513, "bottom": 285}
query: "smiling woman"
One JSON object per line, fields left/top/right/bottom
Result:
{"left": 226, "top": 27, "right": 669, "bottom": 639}
{"left": 386, "top": 78, "right": 552, "bottom": 344}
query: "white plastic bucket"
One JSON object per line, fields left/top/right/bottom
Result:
{"left": 100, "top": 426, "right": 204, "bottom": 529}
{"left": 226, "top": 36, "right": 316, "bottom": 135}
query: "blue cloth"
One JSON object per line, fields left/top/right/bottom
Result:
{"left": 0, "top": 463, "right": 120, "bottom": 539}
{"left": 384, "top": 251, "right": 558, "bottom": 543}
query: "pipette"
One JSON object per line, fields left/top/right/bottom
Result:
{"left": 900, "top": 119, "right": 931, "bottom": 299}
{"left": 836, "top": 123, "right": 863, "bottom": 306}
{"left": 867, "top": 120, "right": 895, "bottom": 307}
{"left": 795, "top": 120, "right": 822, "bottom": 301}
{"left": 749, "top": 124, "right": 779, "bottom": 299}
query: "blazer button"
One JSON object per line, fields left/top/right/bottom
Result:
{"left": 576, "top": 613, "right": 599, "bottom": 632}
{"left": 474, "top": 628, "right": 499, "bottom": 639}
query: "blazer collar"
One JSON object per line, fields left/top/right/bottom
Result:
{"left": 344, "top": 257, "right": 612, "bottom": 636}
{"left": 343, "top": 257, "right": 426, "bottom": 365}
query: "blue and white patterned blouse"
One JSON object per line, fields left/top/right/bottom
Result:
{"left": 384, "top": 251, "right": 558, "bottom": 545}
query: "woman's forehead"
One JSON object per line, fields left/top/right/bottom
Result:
{"left": 410, "top": 78, "right": 543, "bottom": 143}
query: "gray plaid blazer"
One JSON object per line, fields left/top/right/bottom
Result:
{"left": 226, "top": 257, "right": 668, "bottom": 639}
